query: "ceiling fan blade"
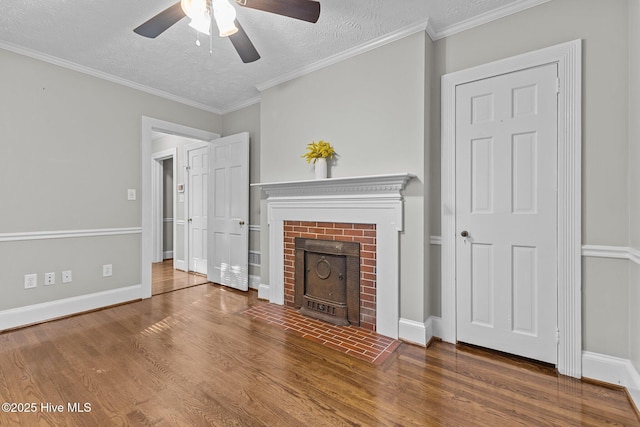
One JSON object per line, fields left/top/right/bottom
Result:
{"left": 228, "top": 20, "right": 260, "bottom": 63}
{"left": 134, "top": 2, "right": 186, "bottom": 38}
{"left": 236, "top": 0, "right": 320, "bottom": 23}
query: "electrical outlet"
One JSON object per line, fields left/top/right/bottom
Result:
{"left": 24, "top": 274, "right": 37, "bottom": 289}
{"left": 103, "top": 264, "right": 113, "bottom": 277}
{"left": 127, "top": 189, "right": 136, "bottom": 201}
{"left": 44, "top": 272, "right": 55, "bottom": 286}
{"left": 62, "top": 270, "right": 72, "bottom": 284}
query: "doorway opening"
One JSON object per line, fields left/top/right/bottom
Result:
{"left": 141, "top": 117, "right": 220, "bottom": 299}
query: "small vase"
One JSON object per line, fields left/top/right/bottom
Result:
{"left": 314, "top": 157, "right": 328, "bottom": 179}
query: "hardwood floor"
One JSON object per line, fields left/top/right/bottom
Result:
{"left": 0, "top": 283, "right": 638, "bottom": 426}
{"left": 152, "top": 259, "right": 208, "bottom": 295}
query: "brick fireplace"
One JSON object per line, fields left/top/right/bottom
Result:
{"left": 284, "top": 221, "right": 377, "bottom": 331}
{"left": 253, "top": 173, "right": 413, "bottom": 339}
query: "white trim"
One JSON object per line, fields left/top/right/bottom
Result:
{"left": 249, "top": 224, "right": 261, "bottom": 233}
{"left": 142, "top": 117, "right": 220, "bottom": 299}
{"left": 582, "top": 245, "right": 640, "bottom": 265}
{"left": 430, "top": 235, "right": 442, "bottom": 245}
{"left": 257, "top": 283, "right": 271, "bottom": 300}
{"left": 163, "top": 218, "right": 174, "bottom": 222}
{"left": 248, "top": 250, "right": 261, "bottom": 267}
{"left": 0, "top": 41, "right": 222, "bottom": 115}
{"left": 582, "top": 352, "right": 640, "bottom": 410}
{"left": 220, "top": 96, "right": 261, "bottom": 115}
{"left": 255, "top": 173, "right": 414, "bottom": 339}
{"left": 399, "top": 318, "right": 428, "bottom": 346}
{"left": 256, "top": 20, "right": 429, "bottom": 93}
{"left": 163, "top": 251, "right": 174, "bottom": 259}
{"left": 0, "top": 227, "right": 141, "bottom": 242}
{"left": 429, "top": 316, "right": 443, "bottom": 341}
{"left": 428, "top": 0, "right": 551, "bottom": 41}
{"left": 249, "top": 274, "right": 261, "bottom": 290}
{"left": 0, "top": 285, "right": 141, "bottom": 331}
{"left": 441, "top": 40, "right": 582, "bottom": 377}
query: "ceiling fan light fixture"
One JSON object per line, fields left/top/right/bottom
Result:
{"left": 188, "top": 15, "right": 211, "bottom": 35}
{"left": 181, "top": 0, "right": 211, "bottom": 35}
{"left": 212, "top": 0, "right": 238, "bottom": 37}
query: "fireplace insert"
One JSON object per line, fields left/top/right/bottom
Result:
{"left": 294, "top": 238, "right": 360, "bottom": 326}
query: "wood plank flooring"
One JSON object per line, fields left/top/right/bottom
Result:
{"left": 152, "top": 259, "right": 208, "bottom": 295}
{"left": 0, "top": 282, "right": 638, "bottom": 426}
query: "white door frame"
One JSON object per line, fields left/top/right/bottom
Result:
{"left": 184, "top": 140, "right": 210, "bottom": 274}
{"left": 151, "top": 148, "right": 177, "bottom": 264}
{"left": 441, "top": 40, "right": 582, "bottom": 377}
{"left": 142, "top": 117, "right": 220, "bottom": 299}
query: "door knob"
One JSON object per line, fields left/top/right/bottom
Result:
{"left": 239, "top": 220, "right": 245, "bottom": 225}
{"left": 460, "top": 230, "right": 469, "bottom": 237}
{"left": 188, "top": 218, "right": 192, "bottom": 223}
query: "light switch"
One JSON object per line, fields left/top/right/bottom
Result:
{"left": 127, "top": 189, "right": 136, "bottom": 201}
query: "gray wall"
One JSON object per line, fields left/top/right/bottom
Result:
{"left": 0, "top": 47, "right": 220, "bottom": 311}
{"left": 259, "top": 32, "right": 429, "bottom": 323}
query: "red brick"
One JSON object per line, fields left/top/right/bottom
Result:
{"left": 333, "top": 222, "right": 354, "bottom": 229}
{"left": 344, "top": 229, "right": 365, "bottom": 237}
{"left": 323, "top": 228, "right": 344, "bottom": 236}
{"left": 316, "top": 222, "right": 335, "bottom": 228}
{"left": 354, "top": 223, "right": 375, "bottom": 230}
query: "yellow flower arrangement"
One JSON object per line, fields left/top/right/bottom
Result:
{"left": 302, "top": 140, "right": 336, "bottom": 164}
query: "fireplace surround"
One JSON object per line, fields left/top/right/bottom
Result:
{"left": 253, "top": 173, "right": 414, "bottom": 339}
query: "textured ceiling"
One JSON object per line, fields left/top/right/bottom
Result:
{"left": 0, "top": 0, "right": 546, "bottom": 113}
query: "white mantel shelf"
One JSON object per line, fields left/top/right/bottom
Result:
{"left": 251, "top": 173, "right": 415, "bottom": 199}
{"left": 253, "top": 173, "right": 415, "bottom": 340}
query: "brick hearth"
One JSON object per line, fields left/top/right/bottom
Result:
{"left": 283, "top": 221, "right": 377, "bottom": 331}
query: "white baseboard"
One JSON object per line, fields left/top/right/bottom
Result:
{"left": 582, "top": 351, "right": 640, "bottom": 410}
{"left": 399, "top": 318, "right": 428, "bottom": 346}
{"left": 257, "top": 283, "right": 270, "bottom": 300}
{"left": 249, "top": 275, "right": 261, "bottom": 290}
{"left": 0, "top": 285, "right": 142, "bottom": 331}
{"left": 163, "top": 250, "right": 173, "bottom": 259}
{"left": 174, "top": 259, "right": 186, "bottom": 271}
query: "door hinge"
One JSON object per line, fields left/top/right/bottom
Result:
{"left": 556, "top": 328, "right": 560, "bottom": 344}
{"left": 555, "top": 78, "right": 560, "bottom": 94}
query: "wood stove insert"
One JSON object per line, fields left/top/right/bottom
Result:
{"left": 294, "top": 237, "right": 360, "bottom": 326}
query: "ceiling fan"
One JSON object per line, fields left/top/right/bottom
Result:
{"left": 134, "top": 0, "right": 321, "bottom": 63}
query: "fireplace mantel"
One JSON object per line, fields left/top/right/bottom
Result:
{"left": 252, "top": 173, "right": 415, "bottom": 339}
{"left": 253, "top": 173, "right": 414, "bottom": 200}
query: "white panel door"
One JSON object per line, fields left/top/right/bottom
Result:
{"left": 188, "top": 145, "right": 209, "bottom": 275}
{"left": 456, "top": 63, "right": 558, "bottom": 364}
{"left": 208, "top": 132, "right": 249, "bottom": 291}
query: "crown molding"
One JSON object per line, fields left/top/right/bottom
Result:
{"left": 0, "top": 41, "right": 223, "bottom": 115}
{"left": 256, "top": 19, "right": 430, "bottom": 93}
{"left": 220, "top": 95, "right": 261, "bottom": 115}
{"left": 428, "top": 0, "right": 551, "bottom": 41}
